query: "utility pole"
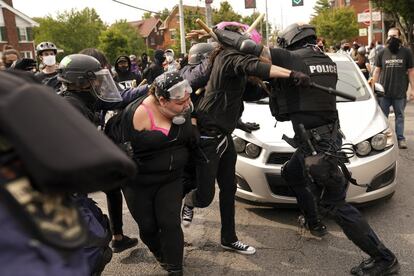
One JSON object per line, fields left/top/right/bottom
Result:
{"left": 178, "top": 0, "right": 186, "bottom": 54}
{"left": 265, "top": 0, "right": 269, "bottom": 46}
{"left": 368, "top": 0, "right": 373, "bottom": 46}
{"left": 205, "top": 0, "right": 213, "bottom": 27}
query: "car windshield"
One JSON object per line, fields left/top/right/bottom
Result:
{"left": 335, "top": 60, "right": 371, "bottom": 102}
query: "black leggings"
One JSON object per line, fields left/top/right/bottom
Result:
{"left": 185, "top": 134, "right": 238, "bottom": 244}
{"left": 123, "top": 178, "right": 183, "bottom": 270}
{"left": 104, "top": 187, "right": 123, "bottom": 235}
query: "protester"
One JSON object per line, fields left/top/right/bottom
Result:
{"left": 34, "top": 41, "right": 59, "bottom": 83}
{"left": 143, "top": 49, "right": 165, "bottom": 84}
{"left": 164, "top": 49, "right": 180, "bottom": 72}
{"left": 372, "top": 27, "right": 414, "bottom": 149}
{"left": 108, "top": 71, "right": 196, "bottom": 275}
{"left": 113, "top": 55, "right": 142, "bottom": 89}
{"left": 182, "top": 21, "right": 310, "bottom": 255}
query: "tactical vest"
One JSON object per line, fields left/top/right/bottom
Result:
{"left": 270, "top": 47, "right": 337, "bottom": 121}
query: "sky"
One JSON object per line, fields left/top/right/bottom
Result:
{"left": 13, "top": 0, "right": 317, "bottom": 30}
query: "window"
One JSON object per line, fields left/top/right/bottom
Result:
{"left": 0, "top": 26, "right": 6, "bottom": 41}
{"left": 150, "top": 37, "right": 155, "bottom": 45}
{"left": 17, "top": 27, "right": 27, "bottom": 41}
{"left": 170, "top": 29, "right": 177, "bottom": 40}
{"left": 345, "top": 0, "right": 351, "bottom": 5}
{"left": 21, "top": 51, "right": 33, "bottom": 59}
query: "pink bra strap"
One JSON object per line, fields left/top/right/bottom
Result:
{"left": 141, "top": 103, "right": 169, "bottom": 136}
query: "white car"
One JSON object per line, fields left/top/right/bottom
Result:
{"left": 233, "top": 53, "right": 398, "bottom": 205}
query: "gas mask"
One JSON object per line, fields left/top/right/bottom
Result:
{"left": 43, "top": 55, "right": 56, "bottom": 66}
{"left": 387, "top": 36, "right": 401, "bottom": 54}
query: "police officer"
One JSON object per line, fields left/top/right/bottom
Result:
{"left": 268, "top": 23, "right": 399, "bottom": 275}
{"left": 57, "top": 54, "right": 139, "bottom": 253}
{"left": 0, "top": 70, "right": 136, "bottom": 276}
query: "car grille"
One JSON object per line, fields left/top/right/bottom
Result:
{"left": 267, "top": 152, "right": 293, "bottom": 165}
{"left": 367, "top": 163, "right": 396, "bottom": 192}
{"left": 265, "top": 173, "right": 296, "bottom": 197}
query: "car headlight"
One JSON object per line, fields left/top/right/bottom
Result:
{"left": 356, "top": 140, "right": 372, "bottom": 156}
{"left": 355, "top": 127, "right": 394, "bottom": 156}
{"left": 245, "top": 142, "right": 261, "bottom": 158}
{"left": 371, "top": 133, "right": 387, "bottom": 150}
{"left": 233, "top": 137, "right": 246, "bottom": 153}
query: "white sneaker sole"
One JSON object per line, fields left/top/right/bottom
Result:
{"left": 220, "top": 244, "right": 256, "bottom": 255}
{"left": 182, "top": 220, "right": 192, "bottom": 228}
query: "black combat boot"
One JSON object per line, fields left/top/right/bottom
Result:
{"left": 351, "top": 257, "right": 400, "bottom": 276}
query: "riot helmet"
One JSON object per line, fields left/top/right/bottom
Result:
{"left": 188, "top": 43, "right": 215, "bottom": 65}
{"left": 36, "top": 41, "right": 57, "bottom": 56}
{"left": 58, "top": 54, "right": 122, "bottom": 102}
{"left": 277, "top": 23, "right": 317, "bottom": 49}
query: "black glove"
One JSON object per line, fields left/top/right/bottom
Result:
{"left": 236, "top": 119, "right": 260, "bottom": 133}
{"left": 289, "top": 71, "right": 311, "bottom": 87}
{"left": 12, "top": 58, "right": 37, "bottom": 71}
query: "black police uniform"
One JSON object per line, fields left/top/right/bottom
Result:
{"left": 269, "top": 46, "right": 396, "bottom": 264}
{"left": 185, "top": 47, "right": 271, "bottom": 244}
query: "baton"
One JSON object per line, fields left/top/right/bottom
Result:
{"left": 245, "top": 13, "right": 265, "bottom": 34}
{"left": 196, "top": 18, "right": 219, "bottom": 42}
{"left": 138, "top": 79, "right": 147, "bottom": 86}
{"left": 310, "top": 82, "right": 356, "bottom": 101}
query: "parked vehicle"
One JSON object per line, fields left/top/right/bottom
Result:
{"left": 234, "top": 53, "right": 398, "bottom": 205}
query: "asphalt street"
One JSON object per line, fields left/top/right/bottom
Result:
{"left": 94, "top": 101, "right": 414, "bottom": 276}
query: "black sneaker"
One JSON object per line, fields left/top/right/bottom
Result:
{"left": 298, "top": 215, "right": 328, "bottom": 237}
{"left": 351, "top": 257, "right": 400, "bottom": 276}
{"left": 307, "top": 220, "right": 328, "bottom": 237}
{"left": 181, "top": 204, "right": 193, "bottom": 227}
{"left": 111, "top": 235, "right": 138, "bottom": 253}
{"left": 351, "top": 258, "right": 375, "bottom": 275}
{"left": 221, "top": 240, "right": 256, "bottom": 255}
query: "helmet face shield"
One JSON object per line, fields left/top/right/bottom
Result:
{"left": 167, "top": 79, "right": 192, "bottom": 100}
{"left": 91, "top": 69, "right": 122, "bottom": 102}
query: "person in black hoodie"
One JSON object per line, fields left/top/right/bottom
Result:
{"left": 143, "top": 49, "right": 165, "bottom": 84}
{"left": 114, "top": 55, "right": 142, "bottom": 89}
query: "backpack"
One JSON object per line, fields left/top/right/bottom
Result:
{"left": 104, "top": 94, "right": 147, "bottom": 155}
{"left": 72, "top": 195, "right": 113, "bottom": 276}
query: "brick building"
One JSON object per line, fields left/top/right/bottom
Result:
{"left": 330, "top": 0, "right": 388, "bottom": 46}
{"left": 129, "top": 17, "right": 164, "bottom": 51}
{"left": 160, "top": 5, "right": 205, "bottom": 50}
{"left": 0, "top": 0, "right": 38, "bottom": 59}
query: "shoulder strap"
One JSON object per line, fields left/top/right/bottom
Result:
{"left": 140, "top": 103, "right": 156, "bottom": 130}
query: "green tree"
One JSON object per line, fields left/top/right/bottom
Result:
{"left": 310, "top": 6, "right": 359, "bottom": 46}
{"left": 159, "top": 8, "right": 170, "bottom": 21}
{"left": 170, "top": 7, "right": 205, "bottom": 54}
{"left": 313, "top": 0, "right": 331, "bottom": 15}
{"left": 98, "top": 20, "right": 145, "bottom": 64}
{"left": 33, "top": 8, "right": 106, "bottom": 56}
{"left": 142, "top": 12, "right": 152, "bottom": 19}
{"left": 372, "top": 0, "right": 414, "bottom": 49}
{"left": 212, "top": 1, "right": 242, "bottom": 25}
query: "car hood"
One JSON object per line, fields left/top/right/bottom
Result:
{"left": 237, "top": 98, "right": 388, "bottom": 145}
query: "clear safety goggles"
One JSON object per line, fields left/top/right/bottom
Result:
{"left": 91, "top": 69, "right": 122, "bottom": 102}
{"left": 167, "top": 79, "right": 193, "bottom": 100}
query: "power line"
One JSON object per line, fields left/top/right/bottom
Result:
{"left": 112, "top": 0, "right": 160, "bottom": 14}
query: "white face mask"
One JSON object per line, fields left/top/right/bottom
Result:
{"left": 43, "top": 55, "right": 56, "bottom": 66}
{"left": 166, "top": 55, "right": 174, "bottom": 63}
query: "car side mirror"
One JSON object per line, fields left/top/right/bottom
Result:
{"left": 374, "top": 83, "right": 385, "bottom": 97}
